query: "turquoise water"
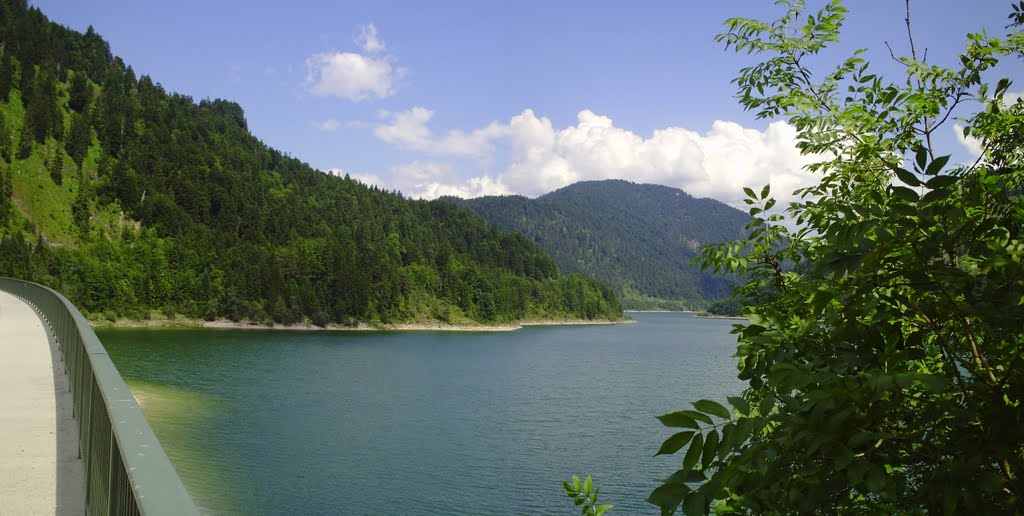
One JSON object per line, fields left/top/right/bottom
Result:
{"left": 98, "top": 312, "right": 744, "bottom": 514}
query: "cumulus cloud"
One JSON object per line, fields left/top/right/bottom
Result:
{"left": 374, "top": 107, "right": 506, "bottom": 157}
{"left": 1003, "top": 90, "right": 1023, "bottom": 107}
{"left": 305, "top": 24, "right": 403, "bottom": 101}
{"left": 371, "top": 108, "right": 819, "bottom": 207}
{"left": 377, "top": 161, "right": 506, "bottom": 199}
{"left": 953, "top": 123, "right": 984, "bottom": 159}
{"left": 317, "top": 118, "right": 340, "bottom": 131}
{"left": 327, "top": 167, "right": 386, "bottom": 188}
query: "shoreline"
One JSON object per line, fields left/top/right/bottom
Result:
{"left": 624, "top": 309, "right": 696, "bottom": 313}
{"left": 693, "top": 313, "right": 747, "bottom": 320}
{"left": 90, "top": 316, "right": 634, "bottom": 332}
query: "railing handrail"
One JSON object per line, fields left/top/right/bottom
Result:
{"left": 0, "top": 277, "right": 198, "bottom": 515}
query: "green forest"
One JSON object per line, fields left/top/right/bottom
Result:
{"left": 447, "top": 180, "right": 749, "bottom": 310}
{"left": 0, "top": 0, "right": 623, "bottom": 325}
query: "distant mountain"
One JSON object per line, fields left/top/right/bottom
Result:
{"left": 445, "top": 180, "right": 749, "bottom": 310}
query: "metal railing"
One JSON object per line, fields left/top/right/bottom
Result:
{"left": 0, "top": 278, "right": 198, "bottom": 515}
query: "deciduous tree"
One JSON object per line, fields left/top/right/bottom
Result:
{"left": 648, "top": 1, "right": 1024, "bottom": 513}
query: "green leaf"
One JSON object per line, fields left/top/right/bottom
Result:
{"left": 915, "top": 147, "right": 928, "bottom": 171}
{"left": 564, "top": 480, "right": 575, "bottom": 496}
{"left": 925, "top": 155, "right": 950, "bottom": 175}
{"left": 647, "top": 483, "right": 689, "bottom": 511}
{"left": 657, "top": 412, "right": 701, "bottom": 429}
{"left": 743, "top": 186, "right": 756, "bottom": 199}
{"left": 595, "top": 504, "right": 614, "bottom": 516}
{"left": 726, "top": 396, "right": 750, "bottom": 415}
{"left": 584, "top": 475, "right": 592, "bottom": 497}
{"left": 926, "top": 174, "right": 958, "bottom": 189}
{"left": 701, "top": 430, "right": 720, "bottom": 469}
{"left": 693, "top": 399, "right": 731, "bottom": 419}
{"left": 680, "top": 410, "right": 714, "bottom": 425}
{"left": 683, "top": 433, "right": 704, "bottom": 471}
{"left": 656, "top": 431, "right": 696, "bottom": 456}
{"left": 996, "top": 77, "right": 1011, "bottom": 95}
{"left": 890, "top": 186, "right": 919, "bottom": 202}
{"left": 664, "top": 468, "right": 707, "bottom": 485}
{"left": 760, "top": 184, "right": 771, "bottom": 199}
{"left": 683, "top": 492, "right": 707, "bottom": 516}
{"left": 893, "top": 168, "right": 921, "bottom": 186}
{"left": 573, "top": 475, "right": 581, "bottom": 492}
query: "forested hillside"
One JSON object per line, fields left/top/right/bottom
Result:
{"left": 447, "top": 180, "right": 749, "bottom": 310}
{"left": 0, "top": 0, "right": 622, "bottom": 325}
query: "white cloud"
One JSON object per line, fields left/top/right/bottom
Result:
{"left": 374, "top": 107, "right": 506, "bottom": 157}
{"left": 1003, "top": 90, "right": 1023, "bottom": 107}
{"left": 951, "top": 90, "right": 1023, "bottom": 160}
{"left": 953, "top": 123, "right": 984, "bottom": 158}
{"left": 317, "top": 118, "right": 340, "bottom": 131}
{"left": 350, "top": 173, "right": 384, "bottom": 188}
{"left": 387, "top": 161, "right": 509, "bottom": 199}
{"left": 371, "top": 108, "right": 819, "bottom": 207}
{"left": 304, "top": 24, "right": 403, "bottom": 101}
{"left": 327, "top": 167, "right": 386, "bottom": 188}
{"left": 357, "top": 24, "right": 386, "bottom": 54}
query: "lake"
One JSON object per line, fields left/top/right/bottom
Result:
{"left": 97, "top": 312, "right": 745, "bottom": 514}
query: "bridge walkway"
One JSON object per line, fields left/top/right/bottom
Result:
{"left": 0, "top": 290, "right": 85, "bottom": 515}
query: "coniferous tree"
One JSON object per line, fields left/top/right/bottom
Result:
{"left": 24, "top": 64, "right": 59, "bottom": 144}
{"left": 0, "top": 167, "right": 9, "bottom": 201}
{"left": 72, "top": 170, "right": 90, "bottom": 234}
{"left": 48, "top": 144, "right": 62, "bottom": 185}
{"left": 68, "top": 72, "right": 90, "bottom": 113}
{"left": 81, "top": 25, "right": 112, "bottom": 82}
{"left": 17, "top": 59, "right": 31, "bottom": 108}
{"left": 66, "top": 111, "right": 89, "bottom": 170}
{"left": 0, "top": 51, "right": 13, "bottom": 102}
{"left": 16, "top": 113, "right": 31, "bottom": 159}
{"left": 0, "top": 111, "right": 10, "bottom": 162}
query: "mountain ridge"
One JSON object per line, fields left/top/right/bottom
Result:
{"left": 445, "top": 179, "right": 749, "bottom": 310}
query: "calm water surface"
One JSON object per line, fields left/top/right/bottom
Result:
{"left": 98, "top": 312, "right": 744, "bottom": 514}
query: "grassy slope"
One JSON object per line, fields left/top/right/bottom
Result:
{"left": 2, "top": 73, "right": 118, "bottom": 246}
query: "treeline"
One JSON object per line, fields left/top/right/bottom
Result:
{"left": 0, "top": 0, "right": 623, "bottom": 324}
{"left": 447, "top": 180, "right": 749, "bottom": 310}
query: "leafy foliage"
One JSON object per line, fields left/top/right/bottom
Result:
{"left": 448, "top": 180, "right": 749, "bottom": 310}
{"left": 0, "top": 0, "right": 624, "bottom": 326}
{"left": 648, "top": 1, "right": 1024, "bottom": 513}
{"left": 563, "top": 475, "right": 613, "bottom": 516}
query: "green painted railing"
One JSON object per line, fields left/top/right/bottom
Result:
{"left": 0, "top": 278, "right": 197, "bottom": 515}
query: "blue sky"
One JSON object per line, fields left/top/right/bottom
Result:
{"left": 33, "top": 0, "right": 1022, "bottom": 207}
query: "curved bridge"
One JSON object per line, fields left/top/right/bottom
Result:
{"left": 0, "top": 278, "right": 196, "bottom": 515}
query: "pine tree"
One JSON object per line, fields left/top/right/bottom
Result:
{"left": 25, "top": 64, "right": 59, "bottom": 144}
{"left": 66, "top": 111, "right": 89, "bottom": 170}
{"left": 18, "top": 60, "right": 31, "bottom": 108}
{"left": 0, "top": 111, "right": 10, "bottom": 162}
{"left": 16, "top": 115, "right": 31, "bottom": 159}
{"left": 68, "top": 72, "right": 90, "bottom": 113}
{"left": 72, "top": 170, "right": 91, "bottom": 235}
{"left": 0, "top": 51, "right": 13, "bottom": 103}
{"left": 48, "top": 144, "right": 62, "bottom": 185}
